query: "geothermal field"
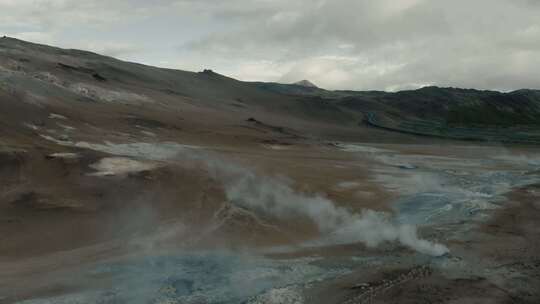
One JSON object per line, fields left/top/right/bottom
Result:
{"left": 1, "top": 37, "right": 540, "bottom": 303}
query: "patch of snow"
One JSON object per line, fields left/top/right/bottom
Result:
{"left": 69, "top": 83, "right": 152, "bottom": 104}
{"left": 39, "top": 135, "right": 199, "bottom": 161}
{"left": 75, "top": 141, "right": 198, "bottom": 160}
{"left": 30, "top": 71, "right": 151, "bottom": 104}
{"left": 39, "top": 134, "right": 73, "bottom": 146}
{"left": 47, "top": 152, "right": 80, "bottom": 159}
{"left": 140, "top": 130, "right": 156, "bottom": 137}
{"left": 56, "top": 123, "right": 76, "bottom": 131}
{"left": 263, "top": 144, "right": 290, "bottom": 150}
{"left": 336, "top": 143, "right": 393, "bottom": 153}
{"left": 49, "top": 113, "right": 67, "bottom": 120}
{"left": 24, "top": 123, "right": 40, "bottom": 130}
{"left": 89, "top": 157, "right": 158, "bottom": 176}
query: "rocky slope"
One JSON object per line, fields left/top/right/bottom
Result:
{"left": 2, "top": 36, "right": 539, "bottom": 144}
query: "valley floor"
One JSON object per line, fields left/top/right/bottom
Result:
{"left": 1, "top": 127, "right": 539, "bottom": 303}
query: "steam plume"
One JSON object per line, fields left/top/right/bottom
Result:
{"left": 182, "top": 151, "right": 449, "bottom": 256}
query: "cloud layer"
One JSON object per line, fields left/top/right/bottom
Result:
{"left": 1, "top": 0, "right": 539, "bottom": 91}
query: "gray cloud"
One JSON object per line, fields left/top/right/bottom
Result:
{"left": 1, "top": 0, "right": 539, "bottom": 91}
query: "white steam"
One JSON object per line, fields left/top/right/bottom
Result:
{"left": 197, "top": 155, "right": 449, "bottom": 257}
{"left": 33, "top": 135, "right": 449, "bottom": 256}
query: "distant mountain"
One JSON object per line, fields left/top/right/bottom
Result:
{"left": 293, "top": 80, "right": 318, "bottom": 88}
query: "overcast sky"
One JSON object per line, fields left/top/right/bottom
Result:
{"left": 1, "top": 0, "right": 539, "bottom": 91}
